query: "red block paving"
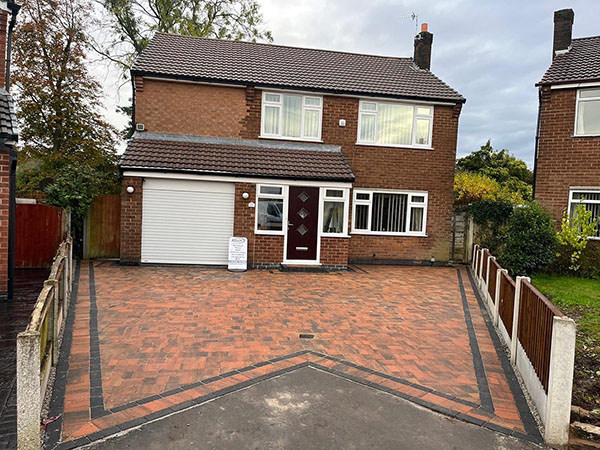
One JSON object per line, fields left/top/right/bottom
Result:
{"left": 49, "top": 262, "right": 540, "bottom": 447}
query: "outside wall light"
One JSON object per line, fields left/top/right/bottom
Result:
{"left": 126, "top": 186, "right": 135, "bottom": 194}
{"left": 242, "top": 192, "right": 249, "bottom": 199}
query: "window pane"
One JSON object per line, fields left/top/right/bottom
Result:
{"left": 305, "top": 97, "right": 321, "bottom": 106}
{"left": 362, "top": 102, "right": 376, "bottom": 111}
{"left": 265, "top": 93, "right": 281, "bottom": 102}
{"left": 281, "top": 95, "right": 302, "bottom": 137}
{"left": 377, "top": 103, "right": 413, "bottom": 145}
{"left": 359, "top": 114, "right": 376, "bottom": 142}
{"left": 304, "top": 109, "right": 320, "bottom": 138}
{"left": 356, "top": 193, "right": 370, "bottom": 201}
{"left": 415, "top": 118, "right": 431, "bottom": 145}
{"left": 326, "top": 189, "right": 343, "bottom": 198}
{"left": 263, "top": 105, "right": 279, "bottom": 134}
{"left": 411, "top": 195, "right": 425, "bottom": 203}
{"left": 260, "top": 186, "right": 282, "bottom": 195}
{"left": 257, "top": 198, "right": 283, "bottom": 231}
{"left": 354, "top": 204, "right": 369, "bottom": 230}
{"left": 417, "top": 107, "right": 432, "bottom": 116}
{"left": 580, "top": 89, "right": 600, "bottom": 99}
{"left": 410, "top": 207, "right": 424, "bottom": 232}
{"left": 577, "top": 100, "right": 600, "bottom": 135}
{"left": 371, "top": 193, "right": 408, "bottom": 232}
{"left": 573, "top": 192, "right": 600, "bottom": 201}
{"left": 323, "top": 201, "right": 344, "bottom": 233}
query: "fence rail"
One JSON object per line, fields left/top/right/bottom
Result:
{"left": 17, "top": 236, "right": 73, "bottom": 450}
{"left": 470, "top": 244, "right": 576, "bottom": 447}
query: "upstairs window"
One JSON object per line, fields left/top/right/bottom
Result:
{"left": 357, "top": 100, "right": 433, "bottom": 148}
{"left": 575, "top": 88, "right": 600, "bottom": 136}
{"left": 569, "top": 189, "right": 600, "bottom": 239}
{"left": 261, "top": 92, "right": 322, "bottom": 141}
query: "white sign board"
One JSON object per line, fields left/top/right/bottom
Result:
{"left": 228, "top": 237, "right": 248, "bottom": 272}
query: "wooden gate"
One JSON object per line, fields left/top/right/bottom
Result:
{"left": 16, "top": 204, "right": 65, "bottom": 268}
{"left": 83, "top": 195, "right": 121, "bottom": 258}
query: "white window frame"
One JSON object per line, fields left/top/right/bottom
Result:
{"left": 351, "top": 189, "right": 428, "bottom": 237}
{"left": 574, "top": 88, "right": 600, "bottom": 137}
{"left": 568, "top": 188, "right": 600, "bottom": 240}
{"left": 356, "top": 100, "right": 434, "bottom": 149}
{"left": 260, "top": 91, "right": 323, "bottom": 142}
{"left": 255, "top": 184, "right": 287, "bottom": 235}
{"left": 320, "top": 188, "right": 350, "bottom": 237}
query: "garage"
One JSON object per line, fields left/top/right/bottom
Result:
{"left": 141, "top": 178, "right": 235, "bottom": 264}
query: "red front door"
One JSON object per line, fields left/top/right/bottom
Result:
{"left": 286, "top": 186, "right": 319, "bottom": 261}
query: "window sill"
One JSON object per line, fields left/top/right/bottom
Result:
{"left": 355, "top": 142, "right": 434, "bottom": 151}
{"left": 259, "top": 135, "right": 323, "bottom": 144}
{"left": 321, "top": 234, "right": 351, "bottom": 239}
{"left": 572, "top": 134, "right": 600, "bottom": 138}
{"left": 351, "top": 231, "right": 428, "bottom": 238}
{"left": 255, "top": 230, "right": 284, "bottom": 236}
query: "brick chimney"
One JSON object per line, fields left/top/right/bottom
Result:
{"left": 414, "top": 23, "right": 433, "bottom": 71}
{"left": 553, "top": 9, "right": 574, "bottom": 57}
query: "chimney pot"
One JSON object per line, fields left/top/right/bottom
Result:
{"left": 553, "top": 9, "right": 574, "bottom": 57}
{"left": 414, "top": 27, "right": 433, "bottom": 71}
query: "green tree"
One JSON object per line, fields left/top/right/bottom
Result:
{"left": 456, "top": 140, "right": 533, "bottom": 202}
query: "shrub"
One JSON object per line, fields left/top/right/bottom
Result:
{"left": 556, "top": 204, "right": 600, "bottom": 273}
{"left": 498, "top": 202, "right": 557, "bottom": 277}
{"left": 470, "top": 200, "right": 514, "bottom": 255}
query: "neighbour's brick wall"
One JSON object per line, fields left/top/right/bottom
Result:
{"left": 0, "top": 152, "right": 9, "bottom": 296}
{"left": 120, "top": 177, "right": 143, "bottom": 264}
{"left": 535, "top": 87, "right": 600, "bottom": 222}
{"left": 320, "top": 237, "right": 349, "bottom": 266}
{"left": 134, "top": 78, "right": 248, "bottom": 137}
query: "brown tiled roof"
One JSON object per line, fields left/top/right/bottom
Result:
{"left": 132, "top": 33, "right": 465, "bottom": 103}
{"left": 120, "top": 133, "right": 355, "bottom": 182}
{"left": 0, "top": 88, "right": 18, "bottom": 139}
{"left": 538, "top": 36, "right": 600, "bottom": 85}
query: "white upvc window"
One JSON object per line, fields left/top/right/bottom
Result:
{"left": 352, "top": 189, "right": 428, "bottom": 236}
{"left": 321, "top": 188, "right": 349, "bottom": 237}
{"left": 261, "top": 92, "right": 322, "bottom": 141}
{"left": 568, "top": 188, "right": 600, "bottom": 239}
{"left": 255, "top": 184, "right": 286, "bottom": 235}
{"left": 575, "top": 88, "right": 600, "bottom": 136}
{"left": 357, "top": 100, "right": 433, "bottom": 148}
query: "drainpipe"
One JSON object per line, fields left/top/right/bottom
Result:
{"left": 532, "top": 87, "right": 542, "bottom": 200}
{"left": 5, "top": 2, "right": 21, "bottom": 90}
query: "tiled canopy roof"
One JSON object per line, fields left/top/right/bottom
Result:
{"left": 0, "top": 89, "right": 18, "bottom": 139}
{"left": 120, "top": 133, "right": 355, "bottom": 182}
{"left": 132, "top": 33, "right": 465, "bottom": 103}
{"left": 538, "top": 36, "right": 600, "bottom": 85}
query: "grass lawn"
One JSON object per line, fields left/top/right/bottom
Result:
{"left": 531, "top": 275, "right": 600, "bottom": 411}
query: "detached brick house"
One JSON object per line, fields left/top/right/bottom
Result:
{"left": 534, "top": 9, "right": 600, "bottom": 239}
{"left": 119, "top": 24, "right": 465, "bottom": 268}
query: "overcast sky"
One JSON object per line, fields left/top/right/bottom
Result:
{"left": 93, "top": 0, "right": 599, "bottom": 167}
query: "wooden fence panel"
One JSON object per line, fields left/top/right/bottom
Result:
{"left": 16, "top": 204, "right": 64, "bottom": 268}
{"left": 499, "top": 272, "right": 516, "bottom": 337}
{"left": 487, "top": 258, "right": 500, "bottom": 303}
{"left": 84, "top": 195, "right": 121, "bottom": 258}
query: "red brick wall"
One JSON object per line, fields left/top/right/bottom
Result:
{"left": 120, "top": 177, "right": 143, "bottom": 263}
{"left": 320, "top": 237, "right": 349, "bottom": 266}
{"left": 133, "top": 81, "right": 461, "bottom": 262}
{"left": 134, "top": 78, "right": 248, "bottom": 137}
{"left": 0, "top": 152, "right": 9, "bottom": 295}
{"left": 535, "top": 87, "right": 600, "bottom": 222}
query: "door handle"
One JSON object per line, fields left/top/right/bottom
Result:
{"left": 288, "top": 221, "right": 294, "bottom": 227}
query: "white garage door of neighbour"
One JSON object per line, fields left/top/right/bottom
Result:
{"left": 141, "top": 178, "right": 235, "bottom": 264}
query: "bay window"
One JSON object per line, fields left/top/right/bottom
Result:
{"left": 569, "top": 189, "right": 600, "bottom": 239}
{"left": 352, "top": 190, "right": 427, "bottom": 236}
{"left": 575, "top": 88, "right": 600, "bottom": 136}
{"left": 256, "top": 185, "right": 285, "bottom": 234}
{"left": 357, "top": 100, "right": 433, "bottom": 148}
{"left": 321, "top": 188, "right": 349, "bottom": 236}
{"left": 261, "top": 92, "right": 322, "bottom": 141}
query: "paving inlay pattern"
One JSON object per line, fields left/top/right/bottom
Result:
{"left": 45, "top": 262, "right": 542, "bottom": 449}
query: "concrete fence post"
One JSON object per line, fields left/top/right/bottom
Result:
{"left": 510, "top": 276, "right": 530, "bottom": 364}
{"left": 478, "top": 249, "right": 488, "bottom": 289}
{"left": 45, "top": 279, "right": 59, "bottom": 366}
{"left": 493, "top": 268, "right": 506, "bottom": 327}
{"left": 485, "top": 256, "right": 494, "bottom": 305}
{"left": 471, "top": 244, "right": 479, "bottom": 272}
{"left": 17, "top": 331, "right": 41, "bottom": 450}
{"left": 544, "top": 316, "right": 577, "bottom": 447}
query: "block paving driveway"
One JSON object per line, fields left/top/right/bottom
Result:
{"left": 45, "top": 262, "right": 542, "bottom": 449}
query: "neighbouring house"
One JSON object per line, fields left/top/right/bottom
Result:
{"left": 0, "top": 1, "right": 20, "bottom": 299}
{"left": 119, "top": 23, "right": 465, "bottom": 268}
{"left": 534, "top": 9, "right": 600, "bottom": 240}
